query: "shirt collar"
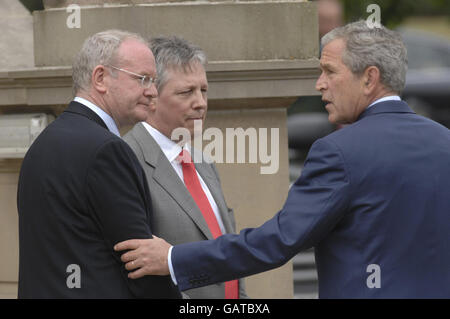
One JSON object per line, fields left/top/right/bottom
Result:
{"left": 141, "top": 122, "right": 190, "bottom": 163}
{"left": 74, "top": 97, "right": 121, "bottom": 137}
{"left": 367, "top": 95, "right": 401, "bottom": 109}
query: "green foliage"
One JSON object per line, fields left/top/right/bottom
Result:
{"left": 19, "top": 0, "right": 44, "bottom": 12}
{"left": 341, "top": 0, "right": 450, "bottom": 28}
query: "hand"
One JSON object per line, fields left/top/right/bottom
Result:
{"left": 114, "top": 235, "right": 172, "bottom": 279}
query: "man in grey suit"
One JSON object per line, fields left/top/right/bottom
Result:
{"left": 123, "top": 36, "right": 247, "bottom": 299}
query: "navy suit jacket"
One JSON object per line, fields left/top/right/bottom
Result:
{"left": 17, "top": 101, "right": 180, "bottom": 298}
{"left": 171, "top": 100, "right": 450, "bottom": 298}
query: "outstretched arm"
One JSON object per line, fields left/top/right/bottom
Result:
{"left": 115, "top": 138, "right": 350, "bottom": 291}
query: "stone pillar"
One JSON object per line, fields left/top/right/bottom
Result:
{"left": 0, "top": 0, "right": 319, "bottom": 298}
{"left": 0, "top": 159, "right": 21, "bottom": 298}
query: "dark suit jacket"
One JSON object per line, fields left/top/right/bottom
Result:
{"left": 124, "top": 123, "right": 247, "bottom": 298}
{"left": 17, "top": 101, "right": 181, "bottom": 298}
{"left": 171, "top": 100, "right": 450, "bottom": 298}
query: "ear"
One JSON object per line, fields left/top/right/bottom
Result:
{"left": 362, "top": 66, "right": 381, "bottom": 95}
{"left": 91, "top": 65, "right": 108, "bottom": 94}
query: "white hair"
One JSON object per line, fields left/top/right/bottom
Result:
{"left": 322, "top": 20, "right": 408, "bottom": 94}
{"left": 149, "top": 36, "right": 207, "bottom": 92}
{"left": 72, "top": 29, "right": 148, "bottom": 96}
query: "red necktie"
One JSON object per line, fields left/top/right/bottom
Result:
{"left": 179, "top": 149, "right": 239, "bottom": 299}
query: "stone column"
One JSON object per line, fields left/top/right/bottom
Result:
{"left": 0, "top": 0, "right": 319, "bottom": 298}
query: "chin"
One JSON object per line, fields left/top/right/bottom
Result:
{"left": 137, "top": 107, "right": 150, "bottom": 118}
{"left": 327, "top": 114, "right": 338, "bottom": 125}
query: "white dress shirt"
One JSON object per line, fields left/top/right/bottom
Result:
{"left": 74, "top": 97, "right": 121, "bottom": 137}
{"left": 367, "top": 95, "right": 401, "bottom": 109}
{"left": 141, "top": 122, "right": 226, "bottom": 285}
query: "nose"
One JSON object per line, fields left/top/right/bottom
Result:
{"left": 315, "top": 72, "right": 327, "bottom": 92}
{"left": 193, "top": 90, "right": 207, "bottom": 110}
{"left": 143, "top": 83, "right": 158, "bottom": 99}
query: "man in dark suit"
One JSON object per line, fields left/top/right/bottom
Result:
{"left": 17, "top": 29, "right": 181, "bottom": 298}
{"left": 123, "top": 36, "right": 247, "bottom": 299}
{"left": 115, "top": 21, "right": 450, "bottom": 298}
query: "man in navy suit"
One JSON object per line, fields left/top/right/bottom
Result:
{"left": 17, "top": 30, "right": 181, "bottom": 298}
{"left": 115, "top": 21, "right": 450, "bottom": 298}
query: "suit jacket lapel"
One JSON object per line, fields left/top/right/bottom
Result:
{"left": 132, "top": 123, "right": 214, "bottom": 239}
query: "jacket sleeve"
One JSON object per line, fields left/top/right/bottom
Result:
{"left": 171, "top": 138, "right": 351, "bottom": 291}
{"left": 85, "top": 138, "right": 180, "bottom": 298}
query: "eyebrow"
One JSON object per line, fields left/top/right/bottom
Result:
{"left": 319, "top": 62, "right": 336, "bottom": 71}
{"left": 134, "top": 67, "right": 156, "bottom": 77}
{"left": 179, "top": 82, "right": 208, "bottom": 89}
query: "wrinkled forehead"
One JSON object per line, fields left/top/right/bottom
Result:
{"left": 320, "top": 38, "right": 346, "bottom": 66}
{"left": 161, "top": 63, "right": 206, "bottom": 86}
{"left": 166, "top": 60, "right": 205, "bottom": 75}
{"left": 115, "top": 39, "right": 154, "bottom": 67}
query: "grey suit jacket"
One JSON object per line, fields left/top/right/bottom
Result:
{"left": 123, "top": 123, "right": 247, "bottom": 299}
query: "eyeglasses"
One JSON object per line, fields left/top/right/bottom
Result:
{"left": 106, "top": 65, "right": 157, "bottom": 88}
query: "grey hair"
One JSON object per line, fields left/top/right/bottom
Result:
{"left": 149, "top": 36, "right": 207, "bottom": 91}
{"left": 322, "top": 20, "right": 408, "bottom": 94}
{"left": 72, "top": 29, "right": 149, "bottom": 96}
